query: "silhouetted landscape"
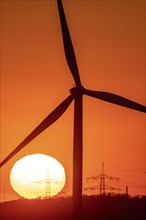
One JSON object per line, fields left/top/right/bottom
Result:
{"left": 1, "top": 194, "right": 146, "bottom": 220}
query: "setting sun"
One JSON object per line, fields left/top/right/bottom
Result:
{"left": 10, "top": 154, "right": 66, "bottom": 199}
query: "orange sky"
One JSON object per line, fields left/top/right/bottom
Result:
{"left": 1, "top": 0, "right": 146, "bottom": 201}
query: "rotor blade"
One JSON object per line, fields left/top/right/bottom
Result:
{"left": 84, "top": 89, "right": 146, "bottom": 113}
{"left": 0, "top": 94, "right": 74, "bottom": 168}
{"left": 57, "top": 0, "right": 81, "bottom": 86}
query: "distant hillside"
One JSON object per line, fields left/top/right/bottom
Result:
{"left": 0, "top": 195, "right": 146, "bottom": 220}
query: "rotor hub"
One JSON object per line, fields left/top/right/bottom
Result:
{"left": 70, "top": 85, "right": 84, "bottom": 96}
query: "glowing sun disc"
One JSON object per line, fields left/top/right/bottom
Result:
{"left": 10, "top": 154, "right": 66, "bottom": 199}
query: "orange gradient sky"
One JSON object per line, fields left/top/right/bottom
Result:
{"left": 1, "top": 0, "right": 146, "bottom": 201}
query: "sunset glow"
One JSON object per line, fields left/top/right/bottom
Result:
{"left": 10, "top": 154, "right": 66, "bottom": 199}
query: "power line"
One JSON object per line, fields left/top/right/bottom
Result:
{"left": 106, "top": 168, "right": 145, "bottom": 174}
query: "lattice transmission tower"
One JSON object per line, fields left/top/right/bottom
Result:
{"left": 85, "top": 162, "right": 121, "bottom": 195}
{"left": 46, "top": 168, "right": 51, "bottom": 197}
{"left": 99, "top": 162, "right": 105, "bottom": 195}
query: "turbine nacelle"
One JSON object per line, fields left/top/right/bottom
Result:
{"left": 70, "top": 85, "right": 84, "bottom": 96}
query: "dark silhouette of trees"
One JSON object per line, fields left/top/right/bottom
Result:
{"left": 0, "top": 195, "right": 146, "bottom": 220}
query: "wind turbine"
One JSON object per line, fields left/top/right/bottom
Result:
{"left": 0, "top": 0, "right": 146, "bottom": 219}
